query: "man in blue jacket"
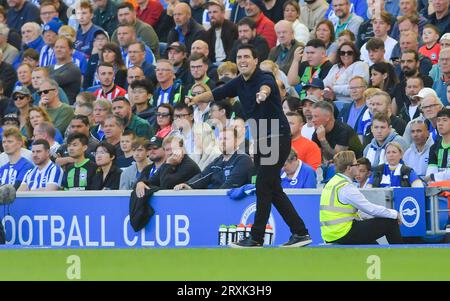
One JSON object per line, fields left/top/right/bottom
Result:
{"left": 174, "top": 127, "right": 253, "bottom": 190}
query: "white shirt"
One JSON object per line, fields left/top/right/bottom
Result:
{"left": 214, "top": 28, "right": 227, "bottom": 63}
{"left": 0, "top": 149, "right": 32, "bottom": 166}
{"left": 301, "top": 124, "right": 315, "bottom": 140}
{"left": 21, "top": 160, "right": 63, "bottom": 190}
{"left": 292, "top": 19, "right": 310, "bottom": 45}
{"left": 337, "top": 173, "right": 398, "bottom": 219}
{"left": 360, "top": 36, "right": 398, "bottom": 66}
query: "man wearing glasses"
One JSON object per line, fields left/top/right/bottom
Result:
{"left": 151, "top": 59, "right": 186, "bottom": 107}
{"left": 403, "top": 90, "right": 443, "bottom": 145}
{"left": 186, "top": 53, "right": 216, "bottom": 92}
{"left": 338, "top": 76, "right": 368, "bottom": 132}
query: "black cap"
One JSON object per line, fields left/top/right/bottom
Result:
{"left": 303, "top": 78, "right": 324, "bottom": 90}
{"left": 148, "top": 136, "right": 163, "bottom": 148}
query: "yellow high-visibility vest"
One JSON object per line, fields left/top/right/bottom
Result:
{"left": 320, "top": 174, "right": 359, "bottom": 242}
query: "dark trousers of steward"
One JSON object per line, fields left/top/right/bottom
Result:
{"left": 332, "top": 218, "right": 403, "bottom": 244}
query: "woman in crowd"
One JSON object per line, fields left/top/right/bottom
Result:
{"left": 191, "top": 82, "right": 213, "bottom": 123}
{"left": 190, "top": 123, "right": 222, "bottom": 171}
{"left": 323, "top": 42, "right": 369, "bottom": 102}
{"left": 367, "top": 142, "right": 423, "bottom": 188}
{"left": 314, "top": 20, "right": 338, "bottom": 58}
{"left": 369, "top": 62, "right": 399, "bottom": 98}
{"left": 11, "top": 87, "right": 33, "bottom": 134}
{"left": 282, "top": 0, "right": 309, "bottom": 45}
{"left": 154, "top": 104, "right": 174, "bottom": 138}
{"left": 83, "top": 30, "right": 110, "bottom": 89}
{"left": 25, "top": 106, "right": 63, "bottom": 144}
{"left": 98, "top": 43, "right": 127, "bottom": 89}
{"left": 92, "top": 142, "right": 122, "bottom": 190}
{"left": 90, "top": 98, "right": 112, "bottom": 142}
{"left": 329, "top": 30, "right": 356, "bottom": 64}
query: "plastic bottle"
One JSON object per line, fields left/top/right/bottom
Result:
{"left": 245, "top": 224, "right": 252, "bottom": 237}
{"left": 236, "top": 223, "right": 245, "bottom": 241}
{"left": 227, "top": 225, "right": 237, "bottom": 244}
{"left": 218, "top": 224, "right": 228, "bottom": 246}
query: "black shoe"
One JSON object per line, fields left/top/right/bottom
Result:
{"left": 230, "top": 236, "right": 263, "bottom": 248}
{"left": 281, "top": 234, "right": 312, "bottom": 248}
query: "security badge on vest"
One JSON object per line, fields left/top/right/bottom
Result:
{"left": 319, "top": 174, "right": 359, "bottom": 242}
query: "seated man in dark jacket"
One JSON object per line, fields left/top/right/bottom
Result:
{"left": 174, "top": 127, "right": 253, "bottom": 190}
{"left": 135, "top": 135, "right": 200, "bottom": 194}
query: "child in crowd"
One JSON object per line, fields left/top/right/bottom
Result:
{"left": 115, "top": 130, "right": 136, "bottom": 169}
{"left": 419, "top": 24, "right": 441, "bottom": 65}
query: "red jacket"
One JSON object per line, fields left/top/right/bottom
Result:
{"left": 136, "top": 0, "right": 163, "bottom": 27}
{"left": 255, "top": 13, "right": 276, "bottom": 49}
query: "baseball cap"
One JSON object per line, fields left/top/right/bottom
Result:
{"left": 94, "top": 29, "right": 110, "bottom": 41}
{"left": 204, "top": 0, "right": 225, "bottom": 10}
{"left": 2, "top": 114, "right": 20, "bottom": 127}
{"left": 303, "top": 78, "right": 325, "bottom": 90}
{"left": 167, "top": 42, "right": 187, "bottom": 53}
{"left": 148, "top": 136, "right": 163, "bottom": 148}
{"left": 302, "top": 95, "right": 320, "bottom": 104}
{"left": 413, "top": 87, "right": 438, "bottom": 99}
{"left": 440, "top": 33, "right": 450, "bottom": 42}
{"left": 12, "top": 85, "right": 31, "bottom": 98}
{"left": 43, "top": 18, "right": 63, "bottom": 34}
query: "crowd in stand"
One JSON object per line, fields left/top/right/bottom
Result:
{"left": 0, "top": 0, "right": 448, "bottom": 192}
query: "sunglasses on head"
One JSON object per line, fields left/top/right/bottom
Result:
{"left": 339, "top": 50, "right": 354, "bottom": 56}
{"left": 37, "top": 89, "right": 55, "bottom": 96}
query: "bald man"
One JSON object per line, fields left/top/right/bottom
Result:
{"left": 167, "top": 3, "right": 206, "bottom": 53}
{"left": 268, "top": 20, "right": 304, "bottom": 74}
{"left": 190, "top": 40, "right": 219, "bottom": 82}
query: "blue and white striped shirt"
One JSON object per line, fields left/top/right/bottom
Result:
{"left": 21, "top": 160, "right": 63, "bottom": 190}
{"left": 0, "top": 157, "right": 34, "bottom": 189}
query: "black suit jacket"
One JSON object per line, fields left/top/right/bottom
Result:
{"left": 204, "top": 19, "right": 238, "bottom": 63}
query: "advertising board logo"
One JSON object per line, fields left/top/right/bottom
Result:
{"left": 399, "top": 196, "right": 420, "bottom": 228}
{"left": 240, "top": 202, "right": 276, "bottom": 244}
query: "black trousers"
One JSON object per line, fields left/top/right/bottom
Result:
{"left": 0, "top": 221, "right": 5, "bottom": 244}
{"left": 333, "top": 218, "right": 403, "bottom": 245}
{"left": 250, "top": 134, "right": 308, "bottom": 242}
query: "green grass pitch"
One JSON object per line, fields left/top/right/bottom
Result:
{"left": 1, "top": 247, "right": 449, "bottom": 281}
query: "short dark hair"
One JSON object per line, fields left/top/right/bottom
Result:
{"left": 356, "top": 157, "right": 371, "bottom": 170}
{"left": 72, "top": 114, "right": 90, "bottom": 127}
{"left": 282, "top": 0, "right": 300, "bottom": 14}
{"left": 366, "top": 38, "right": 385, "bottom": 51}
{"left": 402, "top": 50, "right": 419, "bottom": 62}
{"left": 122, "top": 129, "right": 136, "bottom": 138}
{"left": 112, "top": 96, "right": 131, "bottom": 105}
{"left": 95, "top": 141, "right": 117, "bottom": 159}
{"left": 282, "top": 97, "right": 302, "bottom": 114}
{"left": 188, "top": 52, "right": 208, "bottom": 65}
{"left": 22, "top": 48, "right": 39, "bottom": 61}
{"left": 130, "top": 78, "right": 154, "bottom": 94}
{"left": 437, "top": 108, "right": 450, "bottom": 119}
{"left": 132, "top": 137, "right": 150, "bottom": 150}
{"left": 285, "top": 111, "right": 305, "bottom": 123}
{"left": 306, "top": 38, "right": 326, "bottom": 49}
{"left": 32, "top": 139, "right": 50, "bottom": 150}
{"left": 237, "top": 44, "right": 257, "bottom": 59}
{"left": 97, "top": 61, "right": 114, "bottom": 73}
{"left": 237, "top": 17, "right": 256, "bottom": 30}
{"left": 117, "top": 2, "right": 135, "bottom": 12}
{"left": 173, "top": 102, "right": 194, "bottom": 115}
{"left": 67, "top": 132, "right": 89, "bottom": 146}
{"left": 211, "top": 100, "right": 232, "bottom": 119}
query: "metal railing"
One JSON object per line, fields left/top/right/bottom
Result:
{"left": 425, "top": 187, "right": 450, "bottom": 236}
